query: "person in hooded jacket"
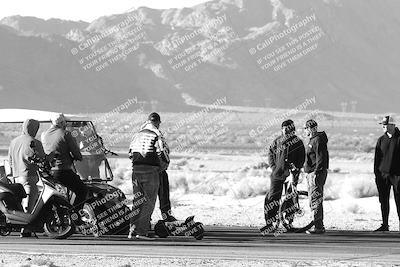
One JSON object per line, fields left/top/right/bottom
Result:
{"left": 373, "top": 115, "right": 400, "bottom": 232}
{"left": 263, "top": 119, "right": 305, "bottom": 233}
{"left": 8, "top": 119, "right": 46, "bottom": 237}
{"left": 304, "top": 119, "right": 329, "bottom": 234}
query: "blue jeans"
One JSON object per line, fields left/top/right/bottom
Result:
{"left": 131, "top": 165, "right": 160, "bottom": 235}
{"left": 159, "top": 171, "right": 172, "bottom": 219}
{"left": 264, "top": 177, "right": 285, "bottom": 225}
{"left": 375, "top": 174, "right": 400, "bottom": 226}
{"left": 306, "top": 170, "right": 327, "bottom": 229}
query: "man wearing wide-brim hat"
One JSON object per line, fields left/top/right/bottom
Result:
{"left": 374, "top": 115, "right": 400, "bottom": 232}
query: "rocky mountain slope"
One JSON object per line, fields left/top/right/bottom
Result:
{"left": 0, "top": 0, "right": 399, "bottom": 113}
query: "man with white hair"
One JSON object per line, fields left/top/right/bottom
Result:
{"left": 42, "top": 113, "right": 87, "bottom": 224}
{"left": 374, "top": 115, "right": 400, "bottom": 232}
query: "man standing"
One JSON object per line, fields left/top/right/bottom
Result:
{"left": 138, "top": 113, "right": 175, "bottom": 222}
{"left": 128, "top": 112, "right": 169, "bottom": 239}
{"left": 158, "top": 138, "right": 176, "bottom": 222}
{"left": 9, "top": 119, "right": 46, "bottom": 237}
{"left": 374, "top": 115, "right": 400, "bottom": 232}
{"left": 263, "top": 120, "right": 305, "bottom": 233}
{"left": 304, "top": 119, "right": 329, "bottom": 234}
{"left": 42, "top": 113, "right": 87, "bottom": 223}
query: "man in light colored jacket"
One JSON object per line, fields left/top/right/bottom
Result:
{"left": 42, "top": 113, "right": 87, "bottom": 224}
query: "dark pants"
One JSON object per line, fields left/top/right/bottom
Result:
{"left": 264, "top": 177, "right": 285, "bottom": 225}
{"left": 158, "top": 171, "right": 172, "bottom": 219}
{"left": 131, "top": 165, "right": 159, "bottom": 235}
{"left": 375, "top": 174, "right": 400, "bottom": 226}
{"left": 52, "top": 170, "right": 88, "bottom": 212}
{"left": 306, "top": 170, "right": 327, "bottom": 229}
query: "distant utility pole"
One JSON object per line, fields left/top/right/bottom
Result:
{"left": 340, "top": 102, "right": 348, "bottom": 113}
{"left": 350, "top": 101, "right": 357, "bottom": 113}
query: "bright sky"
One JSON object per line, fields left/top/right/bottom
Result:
{"left": 0, "top": 0, "right": 210, "bottom": 22}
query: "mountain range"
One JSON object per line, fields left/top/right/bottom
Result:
{"left": 0, "top": 0, "right": 399, "bottom": 113}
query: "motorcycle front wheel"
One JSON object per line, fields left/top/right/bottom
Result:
{"left": 279, "top": 190, "right": 314, "bottom": 233}
{"left": 43, "top": 198, "right": 74, "bottom": 239}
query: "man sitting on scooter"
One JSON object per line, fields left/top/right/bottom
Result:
{"left": 8, "top": 119, "right": 46, "bottom": 237}
{"left": 42, "top": 113, "right": 88, "bottom": 224}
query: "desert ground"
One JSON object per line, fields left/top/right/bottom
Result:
{"left": 109, "top": 152, "right": 399, "bottom": 232}
{"left": 1, "top": 111, "right": 398, "bottom": 267}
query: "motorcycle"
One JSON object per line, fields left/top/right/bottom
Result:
{"left": 27, "top": 151, "right": 131, "bottom": 238}
{"left": 0, "top": 154, "right": 74, "bottom": 239}
{"left": 0, "top": 109, "right": 132, "bottom": 237}
{"left": 61, "top": 167, "right": 131, "bottom": 237}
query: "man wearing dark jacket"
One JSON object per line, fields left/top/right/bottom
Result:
{"left": 263, "top": 120, "right": 305, "bottom": 233}
{"left": 128, "top": 112, "right": 169, "bottom": 240}
{"left": 304, "top": 119, "right": 329, "bottom": 234}
{"left": 9, "top": 119, "right": 46, "bottom": 237}
{"left": 42, "top": 114, "right": 87, "bottom": 222}
{"left": 374, "top": 115, "right": 400, "bottom": 232}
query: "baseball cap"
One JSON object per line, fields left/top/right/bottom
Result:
{"left": 304, "top": 119, "right": 318, "bottom": 129}
{"left": 281, "top": 119, "right": 295, "bottom": 133}
{"left": 281, "top": 119, "right": 294, "bottom": 128}
{"left": 148, "top": 112, "right": 161, "bottom": 123}
{"left": 379, "top": 115, "right": 395, "bottom": 125}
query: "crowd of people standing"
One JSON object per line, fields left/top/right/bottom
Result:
{"left": 5, "top": 111, "right": 400, "bottom": 238}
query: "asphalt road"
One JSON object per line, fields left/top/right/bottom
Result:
{"left": 0, "top": 226, "right": 399, "bottom": 264}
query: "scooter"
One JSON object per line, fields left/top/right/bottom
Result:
{"left": 0, "top": 109, "right": 131, "bottom": 237}
{"left": 0, "top": 154, "right": 74, "bottom": 239}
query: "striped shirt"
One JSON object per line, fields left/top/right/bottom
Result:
{"left": 129, "top": 129, "right": 160, "bottom": 167}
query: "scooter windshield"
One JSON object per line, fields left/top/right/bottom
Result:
{"left": 66, "top": 121, "right": 104, "bottom": 155}
{"left": 66, "top": 121, "right": 110, "bottom": 181}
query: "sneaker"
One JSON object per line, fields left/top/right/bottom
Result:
{"left": 20, "top": 232, "right": 32, "bottom": 238}
{"left": 260, "top": 224, "right": 275, "bottom": 234}
{"left": 374, "top": 224, "right": 389, "bottom": 232}
{"left": 127, "top": 231, "right": 136, "bottom": 239}
{"left": 165, "top": 215, "right": 177, "bottom": 222}
{"left": 134, "top": 234, "right": 156, "bottom": 241}
{"left": 128, "top": 227, "right": 156, "bottom": 240}
{"left": 306, "top": 227, "right": 326, "bottom": 234}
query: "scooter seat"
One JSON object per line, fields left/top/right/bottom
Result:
{"left": 0, "top": 182, "right": 27, "bottom": 199}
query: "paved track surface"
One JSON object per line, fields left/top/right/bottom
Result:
{"left": 0, "top": 226, "right": 399, "bottom": 263}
